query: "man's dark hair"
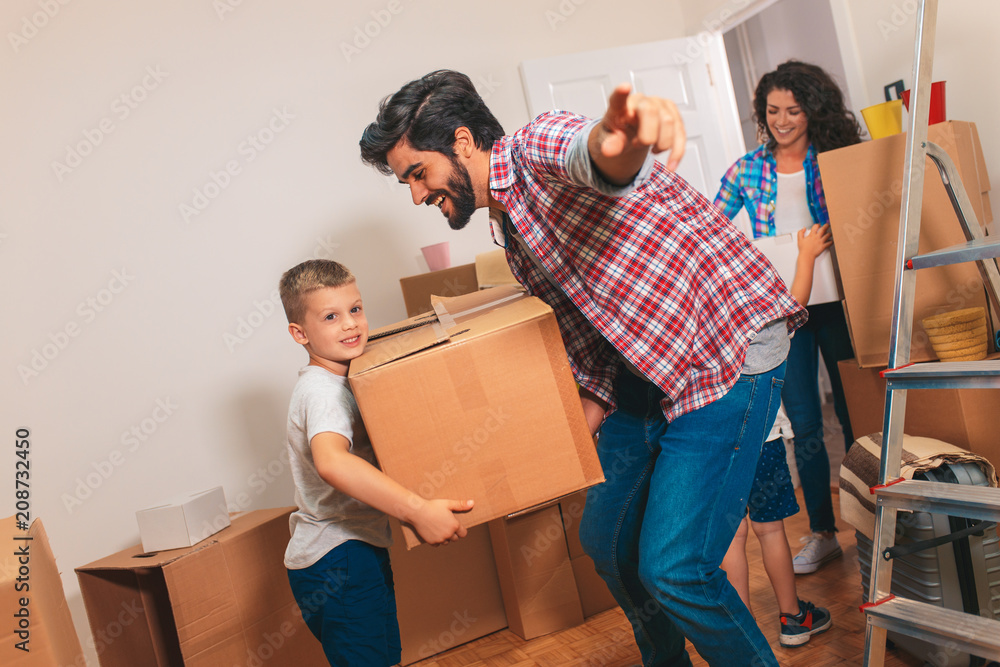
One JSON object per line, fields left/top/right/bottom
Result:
{"left": 360, "top": 70, "right": 505, "bottom": 175}
{"left": 753, "top": 60, "right": 862, "bottom": 153}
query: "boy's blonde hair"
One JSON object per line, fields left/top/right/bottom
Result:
{"left": 279, "top": 259, "right": 355, "bottom": 324}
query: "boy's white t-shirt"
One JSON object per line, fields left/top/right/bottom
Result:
{"left": 284, "top": 365, "right": 391, "bottom": 569}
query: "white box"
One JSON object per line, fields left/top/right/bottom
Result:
{"left": 751, "top": 232, "right": 839, "bottom": 306}
{"left": 136, "top": 486, "right": 230, "bottom": 552}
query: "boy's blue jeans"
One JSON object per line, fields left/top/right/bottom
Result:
{"left": 580, "top": 362, "right": 785, "bottom": 667}
{"left": 286, "top": 540, "right": 401, "bottom": 667}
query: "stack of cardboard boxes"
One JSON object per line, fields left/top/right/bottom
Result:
{"left": 70, "top": 250, "right": 617, "bottom": 666}
{"left": 818, "top": 121, "right": 998, "bottom": 464}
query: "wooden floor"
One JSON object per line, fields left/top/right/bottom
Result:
{"left": 412, "top": 486, "right": 926, "bottom": 667}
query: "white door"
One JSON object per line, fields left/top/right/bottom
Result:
{"left": 520, "top": 36, "right": 750, "bottom": 234}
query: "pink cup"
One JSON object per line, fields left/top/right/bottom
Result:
{"left": 900, "top": 81, "right": 947, "bottom": 125}
{"left": 420, "top": 242, "right": 451, "bottom": 272}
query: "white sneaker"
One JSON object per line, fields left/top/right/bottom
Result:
{"left": 792, "top": 533, "right": 842, "bottom": 574}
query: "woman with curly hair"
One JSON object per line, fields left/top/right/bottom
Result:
{"left": 713, "top": 61, "right": 861, "bottom": 588}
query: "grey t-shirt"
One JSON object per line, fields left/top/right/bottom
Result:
{"left": 283, "top": 365, "right": 391, "bottom": 569}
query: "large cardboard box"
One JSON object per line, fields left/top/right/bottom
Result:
{"left": 556, "top": 492, "right": 617, "bottom": 618}
{"left": 818, "top": 121, "right": 993, "bottom": 367}
{"left": 349, "top": 285, "right": 605, "bottom": 548}
{"left": 837, "top": 357, "right": 1000, "bottom": 467}
{"left": 390, "top": 520, "right": 507, "bottom": 665}
{"left": 1, "top": 517, "right": 85, "bottom": 667}
{"left": 75, "top": 508, "right": 326, "bottom": 667}
{"left": 135, "top": 486, "right": 230, "bottom": 553}
{"left": 488, "top": 506, "right": 584, "bottom": 640}
{"left": 399, "top": 263, "right": 479, "bottom": 318}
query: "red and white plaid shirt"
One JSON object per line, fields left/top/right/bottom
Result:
{"left": 490, "top": 111, "right": 806, "bottom": 422}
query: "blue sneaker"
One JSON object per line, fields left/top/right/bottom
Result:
{"left": 779, "top": 599, "right": 832, "bottom": 647}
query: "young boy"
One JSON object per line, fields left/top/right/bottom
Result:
{"left": 279, "top": 259, "right": 474, "bottom": 667}
{"left": 721, "top": 224, "right": 834, "bottom": 647}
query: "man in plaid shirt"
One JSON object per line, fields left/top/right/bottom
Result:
{"left": 361, "top": 70, "right": 806, "bottom": 667}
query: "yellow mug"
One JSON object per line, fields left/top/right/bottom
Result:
{"left": 860, "top": 99, "right": 903, "bottom": 140}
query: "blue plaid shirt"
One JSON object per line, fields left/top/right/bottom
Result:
{"left": 712, "top": 143, "right": 829, "bottom": 239}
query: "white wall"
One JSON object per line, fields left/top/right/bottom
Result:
{"left": 0, "top": 0, "right": 686, "bottom": 662}
{"left": 5, "top": 0, "right": 997, "bottom": 662}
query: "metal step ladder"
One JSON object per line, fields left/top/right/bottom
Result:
{"left": 863, "top": 0, "right": 1000, "bottom": 665}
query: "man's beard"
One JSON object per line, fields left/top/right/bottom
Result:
{"left": 440, "top": 155, "right": 477, "bottom": 230}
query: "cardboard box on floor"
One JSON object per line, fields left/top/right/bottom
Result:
{"left": 399, "top": 263, "right": 479, "bottom": 318}
{"left": 390, "top": 520, "right": 507, "bottom": 665}
{"left": 818, "top": 121, "right": 994, "bottom": 367}
{"left": 556, "top": 492, "right": 617, "bottom": 618}
{"left": 349, "top": 285, "right": 605, "bottom": 548}
{"left": 837, "top": 357, "right": 1000, "bottom": 467}
{"left": 75, "top": 507, "right": 327, "bottom": 667}
{"left": 489, "top": 505, "right": 584, "bottom": 640}
{"left": 1, "top": 517, "right": 85, "bottom": 667}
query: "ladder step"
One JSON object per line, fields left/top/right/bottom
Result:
{"left": 874, "top": 479, "right": 1000, "bottom": 522}
{"left": 864, "top": 597, "right": 1000, "bottom": 661}
{"left": 909, "top": 235, "right": 1000, "bottom": 269}
{"left": 882, "top": 360, "right": 1000, "bottom": 389}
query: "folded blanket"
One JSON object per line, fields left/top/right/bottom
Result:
{"left": 839, "top": 432, "right": 998, "bottom": 540}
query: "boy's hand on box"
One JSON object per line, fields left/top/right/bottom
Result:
{"left": 413, "top": 498, "right": 475, "bottom": 545}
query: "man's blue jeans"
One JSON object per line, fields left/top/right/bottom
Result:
{"left": 781, "top": 302, "right": 854, "bottom": 534}
{"left": 580, "top": 362, "right": 785, "bottom": 667}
